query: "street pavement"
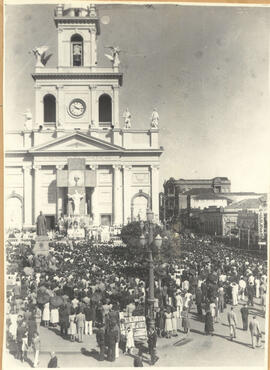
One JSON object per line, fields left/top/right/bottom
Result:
{"left": 3, "top": 297, "right": 266, "bottom": 368}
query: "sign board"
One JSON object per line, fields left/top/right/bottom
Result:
{"left": 119, "top": 313, "right": 147, "bottom": 341}
{"left": 57, "top": 170, "right": 96, "bottom": 187}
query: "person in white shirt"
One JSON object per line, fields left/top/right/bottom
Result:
{"left": 255, "top": 277, "right": 261, "bottom": 298}
{"left": 184, "top": 291, "right": 193, "bottom": 311}
{"left": 238, "top": 277, "right": 246, "bottom": 301}
{"left": 219, "top": 273, "right": 227, "bottom": 283}
{"left": 182, "top": 280, "right": 189, "bottom": 292}
{"left": 230, "top": 282, "right": 239, "bottom": 306}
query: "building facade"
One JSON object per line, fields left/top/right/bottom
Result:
{"left": 161, "top": 177, "right": 231, "bottom": 223}
{"left": 187, "top": 195, "right": 267, "bottom": 248}
{"left": 5, "top": 5, "right": 163, "bottom": 230}
{"left": 161, "top": 176, "right": 265, "bottom": 227}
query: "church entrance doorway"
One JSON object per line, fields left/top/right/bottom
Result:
{"left": 100, "top": 214, "right": 111, "bottom": 226}
{"left": 45, "top": 215, "right": 56, "bottom": 230}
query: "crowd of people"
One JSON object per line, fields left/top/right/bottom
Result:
{"left": 5, "top": 229, "right": 267, "bottom": 367}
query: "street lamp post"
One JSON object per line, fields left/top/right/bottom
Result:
{"left": 139, "top": 209, "right": 163, "bottom": 330}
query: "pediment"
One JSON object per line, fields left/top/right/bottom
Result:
{"left": 29, "top": 132, "right": 124, "bottom": 153}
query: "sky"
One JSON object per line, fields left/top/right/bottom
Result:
{"left": 4, "top": 2, "right": 270, "bottom": 193}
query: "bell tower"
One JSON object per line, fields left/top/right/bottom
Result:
{"left": 54, "top": 4, "right": 100, "bottom": 68}
{"left": 32, "top": 4, "right": 122, "bottom": 133}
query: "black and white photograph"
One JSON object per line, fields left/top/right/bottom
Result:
{"left": 3, "top": 1, "right": 269, "bottom": 369}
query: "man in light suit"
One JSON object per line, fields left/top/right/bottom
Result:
{"left": 249, "top": 316, "right": 262, "bottom": 349}
{"left": 227, "top": 306, "right": 237, "bottom": 340}
{"left": 75, "top": 309, "right": 86, "bottom": 343}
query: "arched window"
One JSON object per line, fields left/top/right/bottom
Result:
{"left": 43, "top": 94, "right": 56, "bottom": 123}
{"left": 99, "top": 94, "right": 112, "bottom": 125}
{"left": 71, "top": 34, "right": 83, "bottom": 66}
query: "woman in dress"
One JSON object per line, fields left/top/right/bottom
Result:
{"left": 42, "top": 302, "right": 50, "bottom": 327}
{"left": 164, "top": 308, "right": 173, "bottom": 339}
{"left": 204, "top": 310, "right": 214, "bottom": 336}
{"left": 69, "top": 308, "right": 77, "bottom": 342}
{"left": 50, "top": 304, "right": 59, "bottom": 327}
{"left": 181, "top": 306, "right": 190, "bottom": 335}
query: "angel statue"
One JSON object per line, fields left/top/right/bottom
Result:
{"left": 104, "top": 46, "right": 121, "bottom": 67}
{"left": 23, "top": 108, "right": 33, "bottom": 130}
{"left": 151, "top": 108, "right": 159, "bottom": 129}
{"left": 32, "top": 45, "right": 52, "bottom": 67}
{"left": 123, "top": 108, "right": 131, "bottom": 129}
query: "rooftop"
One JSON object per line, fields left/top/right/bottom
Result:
{"left": 225, "top": 196, "right": 267, "bottom": 210}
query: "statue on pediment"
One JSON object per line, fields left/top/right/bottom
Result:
{"left": 23, "top": 108, "right": 33, "bottom": 130}
{"left": 32, "top": 45, "right": 52, "bottom": 67}
{"left": 151, "top": 108, "right": 159, "bottom": 128}
{"left": 123, "top": 108, "right": 131, "bottom": 129}
{"left": 105, "top": 46, "right": 121, "bottom": 67}
{"left": 36, "top": 211, "right": 47, "bottom": 236}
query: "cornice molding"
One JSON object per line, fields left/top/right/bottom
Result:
{"left": 31, "top": 72, "right": 123, "bottom": 86}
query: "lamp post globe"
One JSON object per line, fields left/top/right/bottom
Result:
{"left": 139, "top": 234, "right": 146, "bottom": 247}
{"left": 154, "top": 234, "right": 163, "bottom": 249}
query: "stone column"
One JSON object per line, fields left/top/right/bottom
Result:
{"left": 151, "top": 165, "right": 160, "bottom": 220}
{"left": 113, "top": 86, "right": 119, "bottom": 128}
{"left": 55, "top": 165, "right": 64, "bottom": 219}
{"left": 57, "top": 27, "right": 64, "bottom": 67}
{"left": 22, "top": 166, "right": 32, "bottom": 226}
{"left": 90, "top": 165, "right": 99, "bottom": 225}
{"left": 89, "top": 25, "right": 97, "bottom": 67}
{"left": 113, "top": 164, "right": 122, "bottom": 225}
{"left": 33, "top": 165, "right": 42, "bottom": 221}
{"left": 91, "top": 86, "right": 98, "bottom": 127}
{"left": 88, "top": 85, "right": 92, "bottom": 128}
{"left": 123, "top": 165, "right": 132, "bottom": 224}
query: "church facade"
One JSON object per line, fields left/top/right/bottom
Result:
{"left": 5, "top": 5, "right": 163, "bottom": 230}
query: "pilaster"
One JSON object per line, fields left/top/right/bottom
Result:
{"left": 89, "top": 25, "right": 97, "bottom": 67}
{"left": 90, "top": 164, "right": 99, "bottom": 225}
{"left": 33, "top": 165, "right": 42, "bottom": 221}
{"left": 35, "top": 85, "right": 42, "bottom": 128}
{"left": 123, "top": 165, "right": 132, "bottom": 224}
{"left": 113, "top": 86, "right": 119, "bottom": 128}
{"left": 57, "top": 85, "right": 64, "bottom": 127}
{"left": 113, "top": 164, "right": 123, "bottom": 225}
{"left": 91, "top": 86, "right": 98, "bottom": 128}
{"left": 55, "top": 164, "right": 64, "bottom": 219}
{"left": 22, "top": 166, "right": 32, "bottom": 226}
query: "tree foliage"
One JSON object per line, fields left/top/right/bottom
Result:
{"left": 120, "top": 221, "right": 182, "bottom": 265}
